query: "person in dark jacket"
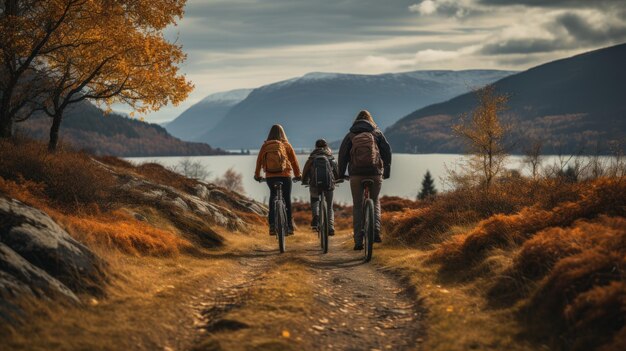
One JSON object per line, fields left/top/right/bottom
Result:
{"left": 301, "top": 139, "right": 340, "bottom": 235}
{"left": 338, "top": 110, "right": 392, "bottom": 250}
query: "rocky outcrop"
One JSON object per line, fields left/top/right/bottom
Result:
{"left": 0, "top": 196, "right": 106, "bottom": 324}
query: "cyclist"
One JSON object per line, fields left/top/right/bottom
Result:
{"left": 301, "top": 139, "right": 339, "bottom": 236}
{"left": 338, "top": 110, "right": 392, "bottom": 250}
{"left": 254, "top": 125, "right": 302, "bottom": 236}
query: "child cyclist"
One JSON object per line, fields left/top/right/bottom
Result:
{"left": 301, "top": 139, "right": 339, "bottom": 236}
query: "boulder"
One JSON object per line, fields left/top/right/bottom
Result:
{"left": 0, "top": 196, "right": 106, "bottom": 295}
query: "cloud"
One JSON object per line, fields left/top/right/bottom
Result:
{"left": 480, "top": 10, "right": 626, "bottom": 55}
{"left": 358, "top": 47, "right": 478, "bottom": 70}
{"left": 409, "top": 1, "right": 437, "bottom": 15}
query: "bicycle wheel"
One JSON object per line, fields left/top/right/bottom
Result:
{"left": 320, "top": 196, "right": 328, "bottom": 254}
{"left": 275, "top": 201, "right": 286, "bottom": 253}
{"left": 363, "top": 199, "right": 375, "bottom": 262}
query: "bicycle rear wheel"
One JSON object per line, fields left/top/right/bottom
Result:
{"left": 363, "top": 199, "right": 375, "bottom": 262}
{"left": 320, "top": 197, "right": 328, "bottom": 254}
{"left": 275, "top": 201, "right": 286, "bottom": 253}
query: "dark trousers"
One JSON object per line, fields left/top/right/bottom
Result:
{"left": 350, "top": 175, "right": 382, "bottom": 242}
{"left": 310, "top": 187, "right": 334, "bottom": 230}
{"left": 267, "top": 177, "right": 293, "bottom": 229}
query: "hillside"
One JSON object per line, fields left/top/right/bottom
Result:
{"left": 385, "top": 43, "right": 626, "bottom": 154}
{"left": 16, "top": 101, "right": 226, "bottom": 157}
{"left": 195, "top": 70, "right": 514, "bottom": 148}
{"left": 165, "top": 89, "right": 252, "bottom": 141}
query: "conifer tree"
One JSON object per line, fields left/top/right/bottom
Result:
{"left": 418, "top": 170, "right": 437, "bottom": 200}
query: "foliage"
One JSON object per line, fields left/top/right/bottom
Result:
{"left": 0, "top": 0, "right": 193, "bottom": 151}
{"left": 418, "top": 170, "right": 437, "bottom": 200}
{"left": 214, "top": 167, "right": 245, "bottom": 194}
{"left": 452, "top": 85, "right": 511, "bottom": 186}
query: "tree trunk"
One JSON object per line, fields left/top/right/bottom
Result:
{"left": 0, "top": 115, "right": 13, "bottom": 138}
{"left": 48, "top": 113, "right": 63, "bottom": 152}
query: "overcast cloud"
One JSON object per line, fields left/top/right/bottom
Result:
{"left": 124, "top": 0, "right": 626, "bottom": 123}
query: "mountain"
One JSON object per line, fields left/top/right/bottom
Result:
{"left": 386, "top": 43, "right": 626, "bottom": 154}
{"left": 194, "top": 70, "right": 514, "bottom": 148}
{"left": 165, "top": 89, "right": 252, "bottom": 141}
{"left": 16, "top": 101, "right": 227, "bottom": 157}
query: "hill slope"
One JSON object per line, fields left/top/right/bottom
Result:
{"left": 165, "top": 89, "right": 252, "bottom": 141}
{"left": 197, "top": 70, "right": 514, "bottom": 148}
{"left": 16, "top": 101, "right": 226, "bottom": 157}
{"left": 385, "top": 43, "right": 626, "bottom": 154}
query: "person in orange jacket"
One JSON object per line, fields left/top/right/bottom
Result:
{"left": 254, "top": 124, "right": 302, "bottom": 235}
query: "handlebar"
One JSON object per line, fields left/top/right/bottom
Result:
{"left": 255, "top": 177, "right": 300, "bottom": 183}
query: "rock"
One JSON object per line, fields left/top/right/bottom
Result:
{"left": 0, "top": 243, "right": 78, "bottom": 303}
{"left": 0, "top": 196, "right": 106, "bottom": 295}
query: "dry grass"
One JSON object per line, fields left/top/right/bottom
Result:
{"left": 0, "top": 138, "right": 237, "bottom": 256}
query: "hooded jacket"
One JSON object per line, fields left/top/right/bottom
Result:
{"left": 338, "top": 120, "right": 392, "bottom": 177}
{"left": 302, "top": 146, "right": 340, "bottom": 188}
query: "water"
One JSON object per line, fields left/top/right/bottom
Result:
{"left": 124, "top": 154, "right": 599, "bottom": 204}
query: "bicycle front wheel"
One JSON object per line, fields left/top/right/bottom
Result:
{"left": 363, "top": 199, "right": 375, "bottom": 262}
{"left": 275, "top": 202, "right": 286, "bottom": 253}
{"left": 320, "top": 197, "right": 328, "bottom": 254}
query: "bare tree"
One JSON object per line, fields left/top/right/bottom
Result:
{"left": 452, "top": 85, "right": 511, "bottom": 187}
{"left": 170, "top": 158, "right": 211, "bottom": 181}
{"left": 523, "top": 139, "right": 543, "bottom": 180}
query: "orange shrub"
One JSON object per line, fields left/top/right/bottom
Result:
{"left": 432, "top": 178, "right": 626, "bottom": 267}
{"left": 563, "top": 282, "right": 626, "bottom": 351}
{"left": 59, "top": 210, "right": 192, "bottom": 256}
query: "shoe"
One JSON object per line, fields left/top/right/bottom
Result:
{"left": 374, "top": 234, "right": 382, "bottom": 243}
{"left": 329, "top": 228, "right": 335, "bottom": 236}
{"left": 353, "top": 243, "right": 364, "bottom": 250}
{"left": 287, "top": 228, "right": 294, "bottom": 236}
{"left": 310, "top": 215, "right": 319, "bottom": 229}
{"left": 269, "top": 228, "right": 276, "bottom": 236}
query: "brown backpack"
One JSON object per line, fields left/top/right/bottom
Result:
{"left": 350, "top": 132, "right": 382, "bottom": 169}
{"left": 263, "top": 140, "right": 288, "bottom": 173}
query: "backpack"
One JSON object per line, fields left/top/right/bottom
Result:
{"left": 263, "top": 140, "right": 288, "bottom": 173}
{"left": 350, "top": 132, "right": 381, "bottom": 169}
{"left": 310, "top": 155, "right": 334, "bottom": 191}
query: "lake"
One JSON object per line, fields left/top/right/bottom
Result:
{"left": 125, "top": 154, "right": 588, "bottom": 204}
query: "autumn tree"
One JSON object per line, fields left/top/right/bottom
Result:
{"left": 0, "top": 0, "right": 85, "bottom": 138}
{"left": 1, "top": 0, "right": 192, "bottom": 150}
{"left": 215, "top": 168, "right": 245, "bottom": 194}
{"left": 417, "top": 170, "right": 437, "bottom": 200}
{"left": 453, "top": 85, "right": 511, "bottom": 187}
{"left": 40, "top": 0, "right": 192, "bottom": 151}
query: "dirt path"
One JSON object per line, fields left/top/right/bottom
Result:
{"left": 190, "top": 231, "right": 425, "bottom": 351}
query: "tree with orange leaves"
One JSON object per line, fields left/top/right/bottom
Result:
{"left": 453, "top": 85, "right": 511, "bottom": 187}
{"left": 0, "top": 0, "right": 193, "bottom": 151}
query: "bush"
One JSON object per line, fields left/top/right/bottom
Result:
{"left": 0, "top": 138, "right": 115, "bottom": 211}
{"left": 431, "top": 178, "right": 626, "bottom": 268}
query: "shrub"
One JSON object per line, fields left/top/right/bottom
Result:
{"left": 431, "top": 178, "right": 626, "bottom": 268}
{"left": 0, "top": 138, "right": 115, "bottom": 211}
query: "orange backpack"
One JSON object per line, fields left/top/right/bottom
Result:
{"left": 263, "top": 140, "right": 288, "bottom": 173}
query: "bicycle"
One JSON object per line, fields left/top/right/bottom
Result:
{"left": 310, "top": 179, "right": 343, "bottom": 254}
{"left": 360, "top": 179, "right": 376, "bottom": 262}
{"left": 258, "top": 178, "right": 294, "bottom": 253}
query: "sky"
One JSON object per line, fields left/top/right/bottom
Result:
{"left": 119, "top": 0, "right": 626, "bottom": 123}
